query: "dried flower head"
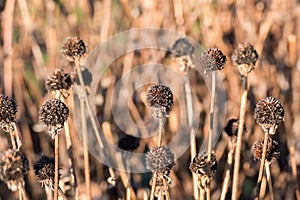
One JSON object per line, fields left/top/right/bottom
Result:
{"left": 34, "top": 155, "right": 58, "bottom": 190}
{"left": 45, "top": 69, "right": 73, "bottom": 96}
{"left": 223, "top": 118, "right": 247, "bottom": 137}
{"left": 39, "top": 99, "right": 69, "bottom": 138}
{"left": 0, "top": 149, "right": 29, "bottom": 191}
{"left": 146, "top": 146, "right": 175, "bottom": 173}
{"left": 200, "top": 48, "right": 226, "bottom": 75}
{"left": 145, "top": 84, "right": 173, "bottom": 117}
{"left": 232, "top": 42, "right": 259, "bottom": 76}
{"left": 118, "top": 134, "right": 140, "bottom": 151}
{"left": 254, "top": 97, "right": 284, "bottom": 134}
{"left": 61, "top": 36, "right": 87, "bottom": 61}
{"left": 252, "top": 138, "right": 280, "bottom": 162}
{"left": 0, "top": 95, "right": 17, "bottom": 132}
{"left": 170, "top": 38, "right": 194, "bottom": 57}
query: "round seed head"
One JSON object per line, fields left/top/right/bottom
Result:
{"left": 0, "top": 149, "right": 29, "bottom": 191}
{"left": 0, "top": 95, "right": 17, "bottom": 132}
{"left": 45, "top": 69, "right": 73, "bottom": 92}
{"left": 223, "top": 118, "right": 247, "bottom": 137}
{"left": 232, "top": 42, "right": 259, "bottom": 76}
{"left": 200, "top": 48, "right": 227, "bottom": 75}
{"left": 118, "top": 134, "right": 140, "bottom": 151}
{"left": 170, "top": 38, "right": 194, "bottom": 57}
{"left": 34, "top": 155, "right": 58, "bottom": 190}
{"left": 146, "top": 146, "right": 175, "bottom": 173}
{"left": 252, "top": 138, "right": 280, "bottom": 162}
{"left": 190, "top": 151, "right": 217, "bottom": 178}
{"left": 61, "top": 36, "right": 87, "bottom": 61}
{"left": 145, "top": 84, "right": 174, "bottom": 117}
{"left": 39, "top": 99, "right": 69, "bottom": 138}
{"left": 254, "top": 97, "right": 284, "bottom": 134}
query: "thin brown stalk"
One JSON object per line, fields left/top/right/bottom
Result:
{"left": 149, "top": 173, "right": 157, "bottom": 200}
{"left": 232, "top": 76, "right": 248, "bottom": 200}
{"left": 54, "top": 134, "right": 59, "bottom": 200}
{"left": 289, "top": 146, "right": 300, "bottom": 200}
{"left": 265, "top": 162, "right": 274, "bottom": 200}
{"left": 199, "top": 185, "right": 205, "bottom": 200}
{"left": 158, "top": 116, "right": 164, "bottom": 147}
{"left": 255, "top": 131, "right": 269, "bottom": 199}
{"left": 58, "top": 186, "right": 67, "bottom": 200}
{"left": 125, "top": 157, "right": 131, "bottom": 200}
{"left": 163, "top": 176, "right": 171, "bottom": 200}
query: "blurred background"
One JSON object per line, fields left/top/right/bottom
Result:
{"left": 0, "top": 0, "right": 300, "bottom": 199}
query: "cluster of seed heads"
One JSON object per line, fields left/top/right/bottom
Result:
{"left": 146, "top": 146, "right": 175, "bottom": 173}
{"left": 200, "top": 48, "right": 227, "bottom": 75}
{"left": 61, "top": 36, "right": 87, "bottom": 61}
{"left": 39, "top": 99, "right": 69, "bottom": 138}
{"left": 252, "top": 138, "right": 280, "bottom": 162}
{"left": 0, "top": 95, "right": 17, "bottom": 132}
{"left": 0, "top": 149, "right": 29, "bottom": 191}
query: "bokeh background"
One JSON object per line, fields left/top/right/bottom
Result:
{"left": 1, "top": 0, "right": 300, "bottom": 199}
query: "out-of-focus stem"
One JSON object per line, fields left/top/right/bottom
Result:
{"left": 265, "top": 162, "right": 274, "bottom": 200}
{"left": 150, "top": 173, "right": 157, "bottom": 200}
{"left": 54, "top": 134, "right": 59, "bottom": 200}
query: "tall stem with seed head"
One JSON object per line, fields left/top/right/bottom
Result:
{"left": 54, "top": 134, "right": 59, "bottom": 200}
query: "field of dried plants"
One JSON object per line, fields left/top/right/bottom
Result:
{"left": 1, "top": 0, "right": 300, "bottom": 199}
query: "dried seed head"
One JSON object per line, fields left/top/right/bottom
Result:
{"left": 252, "top": 138, "right": 280, "bottom": 162}
{"left": 254, "top": 97, "right": 284, "bottom": 134}
{"left": 39, "top": 99, "right": 69, "bottom": 138}
{"left": 170, "top": 38, "right": 194, "bottom": 57}
{"left": 223, "top": 118, "right": 247, "bottom": 137}
{"left": 118, "top": 134, "right": 140, "bottom": 151}
{"left": 34, "top": 155, "right": 58, "bottom": 190}
{"left": 190, "top": 151, "right": 217, "bottom": 178}
{"left": 45, "top": 69, "right": 73, "bottom": 93}
{"left": 232, "top": 42, "right": 259, "bottom": 76}
{"left": 146, "top": 146, "right": 175, "bottom": 173}
{"left": 0, "top": 95, "right": 17, "bottom": 132}
{"left": 145, "top": 84, "right": 173, "bottom": 117}
{"left": 61, "top": 36, "right": 87, "bottom": 61}
{"left": 200, "top": 48, "right": 227, "bottom": 75}
{"left": 0, "top": 149, "right": 29, "bottom": 191}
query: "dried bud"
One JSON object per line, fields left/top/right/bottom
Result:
{"left": 170, "top": 38, "right": 194, "bottom": 57}
{"left": 223, "top": 118, "right": 247, "bottom": 137}
{"left": 0, "top": 149, "right": 29, "bottom": 191}
{"left": 146, "top": 146, "right": 175, "bottom": 173}
{"left": 232, "top": 42, "right": 259, "bottom": 76}
{"left": 200, "top": 48, "right": 226, "bottom": 75}
{"left": 146, "top": 84, "right": 173, "bottom": 117}
{"left": 118, "top": 134, "right": 140, "bottom": 151}
{"left": 254, "top": 97, "right": 284, "bottom": 134}
{"left": 34, "top": 155, "right": 58, "bottom": 190}
{"left": 0, "top": 95, "right": 17, "bottom": 132}
{"left": 45, "top": 69, "right": 73, "bottom": 93}
{"left": 39, "top": 99, "right": 69, "bottom": 138}
{"left": 61, "top": 36, "right": 87, "bottom": 61}
{"left": 252, "top": 138, "right": 280, "bottom": 162}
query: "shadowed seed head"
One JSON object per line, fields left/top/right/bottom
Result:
{"left": 170, "top": 38, "right": 194, "bottom": 57}
{"left": 61, "top": 36, "right": 87, "bottom": 61}
{"left": 34, "top": 155, "right": 59, "bottom": 190}
{"left": 254, "top": 97, "right": 284, "bottom": 134}
{"left": 0, "top": 95, "right": 17, "bottom": 132}
{"left": 252, "top": 138, "right": 280, "bottom": 162}
{"left": 118, "top": 134, "right": 140, "bottom": 152}
{"left": 146, "top": 146, "right": 175, "bottom": 173}
{"left": 0, "top": 149, "right": 29, "bottom": 191}
{"left": 146, "top": 84, "right": 173, "bottom": 117}
{"left": 200, "top": 48, "right": 226, "bottom": 75}
{"left": 232, "top": 42, "right": 259, "bottom": 76}
{"left": 39, "top": 99, "right": 69, "bottom": 138}
{"left": 223, "top": 118, "right": 247, "bottom": 137}
{"left": 45, "top": 69, "right": 73, "bottom": 92}
{"left": 190, "top": 151, "right": 217, "bottom": 178}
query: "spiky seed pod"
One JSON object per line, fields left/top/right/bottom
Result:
{"left": 0, "top": 95, "right": 17, "bottom": 132}
{"left": 0, "top": 149, "right": 29, "bottom": 191}
{"left": 170, "top": 38, "right": 194, "bottom": 57}
{"left": 145, "top": 84, "right": 173, "bottom": 117}
{"left": 146, "top": 146, "right": 175, "bottom": 173}
{"left": 223, "top": 118, "right": 247, "bottom": 137}
{"left": 39, "top": 99, "right": 69, "bottom": 138}
{"left": 252, "top": 138, "right": 280, "bottom": 162}
{"left": 254, "top": 97, "right": 284, "bottom": 134}
{"left": 45, "top": 69, "right": 73, "bottom": 93}
{"left": 34, "top": 155, "right": 59, "bottom": 190}
{"left": 232, "top": 42, "right": 259, "bottom": 77}
{"left": 189, "top": 151, "right": 218, "bottom": 187}
{"left": 61, "top": 36, "right": 87, "bottom": 61}
{"left": 200, "top": 48, "right": 227, "bottom": 75}
{"left": 118, "top": 134, "right": 140, "bottom": 151}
